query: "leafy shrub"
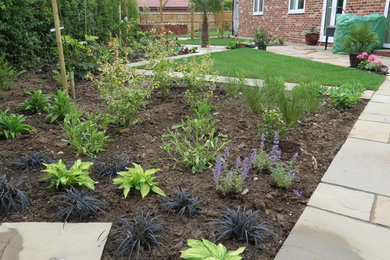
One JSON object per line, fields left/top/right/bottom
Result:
{"left": 180, "top": 239, "right": 245, "bottom": 260}
{"left": 89, "top": 39, "right": 151, "bottom": 126}
{"left": 253, "top": 134, "right": 271, "bottom": 173}
{"left": 46, "top": 89, "right": 77, "bottom": 123}
{"left": 97, "top": 155, "right": 133, "bottom": 179}
{"left": 62, "top": 111, "right": 112, "bottom": 157}
{"left": 210, "top": 207, "right": 276, "bottom": 247}
{"left": 55, "top": 186, "right": 104, "bottom": 222}
{"left": 0, "top": 175, "right": 29, "bottom": 217}
{"left": 271, "top": 158, "right": 297, "bottom": 189}
{"left": 330, "top": 83, "right": 365, "bottom": 109}
{"left": 165, "top": 188, "right": 201, "bottom": 217}
{"left": 113, "top": 163, "right": 165, "bottom": 198}
{"left": 257, "top": 107, "right": 288, "bottom": 147}
{"left": 13, "top": 151, "right": 55, "bottom": 173}
{"left": 212, "top": 147, "right": 257, "bottom": 195}
{"left": 42, "top": 159, "right": 95, "bottom": 190}
{"left": 18, "top": 90, "right": 50, "bottom": 113}
{"left": 0, "top": 54, "right": 24, "bottom": 91}
{"left": 0, "top": 110, "right": 33, "bottom": 139}
{"left": 113, "top": 212, "right": 164, "bottom": 259}
{"left": 161, "top": 116, "right": 229, "bottom": 173}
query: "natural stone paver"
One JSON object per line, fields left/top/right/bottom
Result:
{"left": 348, "top": 120, "right": 390, "bottom": 143}
{"left": 322, "top": 138, "right": 390, "bottom": 197}
{"left": 275, "top": 207, "right": 390, "bottom": 260}
{"left": 359, "top": 113, "right": 390, "bottom": 124}
{"left": 361, "top": 90, "right": 375, "bottom": 100}
{"left": 363, "top": 102, "right": 390, "bottom": 116}
{"left": 372, "top": 195, "right": 390, "bottom": 227}
{"left": 0, "top": 222, "right": 112, "bottom": 260}
{"left": 308, "top": 183, "right": 374, "bottom": 221}
{"left": 371, "top": 94, "right": 390, "bottom": 103}
{"left": 376, "top": 87, "right": 390, "bottom": 96}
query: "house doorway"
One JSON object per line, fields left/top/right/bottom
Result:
{"left": 384, "top": 0, "right": 390, "bottom": 48}
{"left": 320, "top": 0, "right": 346, "bottom": 42}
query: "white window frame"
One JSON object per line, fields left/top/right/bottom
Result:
{"left": 288, "top": 0, "right": 305, "bottom": 14}
{"left": 253, "top": 0, "right": 264, "bottom": 15}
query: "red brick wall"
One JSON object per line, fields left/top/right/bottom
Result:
{"left": 238, "top": 0, "right": 387, "bottom": 43}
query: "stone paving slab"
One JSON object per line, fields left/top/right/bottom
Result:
{"left": 275, "top": 207, "right": 390, "bottom": 260}
{"left": 359, "top": 113, "right": 390, "bottom": 124}
{"left": 348, "top": 120, "right": 390, "bottom": 143}
{"left": 0, "top": 222, "right": 112, "bottom": 260}
{"left": 322, "top": 138, "right": 390, "bottom": 197}
{"left": 372, "top": 195, "right": 390, "bottom": 227}
{"left": 308, "top": 183, "right": 374, "bottom": 221}
{"left": 363, "top": 102, "right": 390, "bottom": 116}
{"left": 371, "top": 94, "right": 390, "bottom": 103}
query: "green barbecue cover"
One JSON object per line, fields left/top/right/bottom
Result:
{"left": 333, "top": 14, "right": 388, "bottom": 54}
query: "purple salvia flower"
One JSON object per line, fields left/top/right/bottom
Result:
{"left": 213, "top": 155, "right": 223, "bottom": 184}
{"left": 273, "top": 131, "right": 280, "bottom": 145}
{"left": 241, "top": 157, "right": 250, "bottom": 181}
{"left": 268, "top": 143, "right": 281, "bottom": 168}
{"left": 235, "top": 157, "right": 241, "bottom": 169}
{"left": 260, "top": 133, "right": 265, "bottom": 151}
{"left": 288, "top": 170, "right": 296, "bottom": 177}
{"left": 223, "top": 147, "right": 230, "bottom": 166}
{"left": 293, "top": 189, "right": 302, "bottom": 197}
{"left": 250, "top": 149, "right": 257, "bottom": 164}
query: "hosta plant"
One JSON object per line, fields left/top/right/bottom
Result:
{"left": 165, "top": 188, "right": 201, "bottom": 217}
{"left": 113, "top": 163, "right": 165, "bottom": 198}
{"left": 0, "top": 175, "right": 29, "bottom": 217}
{"left": 55, "top": 186, "right": 104, "bottom": 222}
{"left": 210, "top": 207, "right": 276, "bottom": 247}
{"left": 180, "top": 239, "right": 245, "bottom": 260}
{"left": 0, "top": 110, "right": 33, "bottom": 139}
{"left": 42, "top": 159, "right": 95, "bottom": 190}
{"left": 330, "top": 83, "right": 365, "bottom": 109}
{"left": 46, "top": 89, "right": 76, "bottom": 123}
{"left": 113, "top": 212, "right": 165, "bottom": 259}
{"left": 18, "top": 90, "right": 50, "bottom": 113}
{"left": 97, "top": 155, "right": 133, "bottom": 179}
{"left": 13, "top": 151, "right": 55, "bottom": 173}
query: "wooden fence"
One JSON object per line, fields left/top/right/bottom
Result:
{"left": 139, "top": 11, "right": 233, "bottom": 31}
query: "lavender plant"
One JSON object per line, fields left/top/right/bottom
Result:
{"left": 271, "top": 153, "right": 298, "bottom": 189}
{"left": 212, "top": 147, "right": 257, "bottom": 195}
{"left": 253, "top": 134, "right": 270, "bottom": 173}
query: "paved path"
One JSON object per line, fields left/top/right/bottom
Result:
{"left": 275, "top": 75, "right": 390, "bottom": 259}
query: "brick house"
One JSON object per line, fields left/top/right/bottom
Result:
{"left": 238, "top": 0, "right": 390, "bottom": 46}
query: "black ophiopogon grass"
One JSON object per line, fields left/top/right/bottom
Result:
{"left": 54, "top": 186, "right": 104, "bottom": 222}
{"left": 0, "top": 175, "right": 29, "bottom": 217}
{"left": 113, "top": 211, "right": 165, "bottom": 260}
{"left": 165, "top": 187, "right": 201, "bottom": 217}
{"left": 97, "top": 155, "right": 133, "bottom": 179}
{"left": 13, "top": 151, "right": 55, "bottom": 173}
{"left": 209, "top": 207, "right": 276, "bottom": 247}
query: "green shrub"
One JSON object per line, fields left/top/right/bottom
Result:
{"left": 161, "top": 116, "right": 229, "bottom": 173}
{"left": 62, "top": 111, "right": 112, "bottom": 157}
{"left": 180, "top": 239, "right": 245, "bottom": 260}
{"left": 0, "top": 110, "right": 33, "bottom": 139}
{"left": 46, "top": 89, "right": 77, "bottom": 123}
{"left": 330, "top": 83, "right": 365, "bottom": 109}
{"left": 42, "top": 159, "right": 95, "bottom": 190}
{"left": 0, "top": 54, "right": 24, "bottom": 91}
{"left": 18, "top": 90, "right": 50, "bottom": 113}
{"left": 257, "top": 107, "right": 288, "bottom": 146}
{"left": 113, "top": 163, "right": 165, "bottom": 198}
{"left": 271, "top": 154, "right": 298, "bottom": 189}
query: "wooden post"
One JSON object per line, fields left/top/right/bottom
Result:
{"left": 191, "top": 9, "right": 194, "bottom": 39}
{"left": 119, "top": 2, "right": 122, "bottom": 46}
{"left": 220, "top": 4, "right": 224, "bottom": 37}
{"left": 84, "top": 0, "right": 87, "bottom": 35}
{"left": 124, "top": 0, "right": 129, "bottom": 18}
{"left": 70, "top": 71, "right": 76, "bottom": 99}
{"left": 51, "top": 0, "right": 68, "bottom": 93}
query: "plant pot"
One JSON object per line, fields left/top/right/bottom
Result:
{"left": 305, "top": 33, "right": 319, "bottom": 45}
{"left": 257, "top": 44, "right": 267, "bottom": 51}
{"left": 236, "top": 43, "right": 245, "bottom": 48}
{"left": 349, "top": 53, "right": 360, "bottom": 68}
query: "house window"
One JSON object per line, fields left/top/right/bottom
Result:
{"left": 253, "top": 0, "right": 264, "bottom": 15}
{"left": 288, "top": 0, "right": 305, "bottom": 14}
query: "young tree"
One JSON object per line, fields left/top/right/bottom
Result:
{"left": 191, "top": 0, "right": 224, "bottom": 47}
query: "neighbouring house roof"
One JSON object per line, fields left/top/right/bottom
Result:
{"left": 137, "top": 0, "right": 189, "bottom": 9}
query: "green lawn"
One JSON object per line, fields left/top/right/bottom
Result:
{"left": 177, "top": 38, "right": 244, "bottom": 46}
{"left": 174, "top": 29, "right": 232, "bottom": 37}
{"left": 176, "top": 48, "right": 385, "bottom": 90}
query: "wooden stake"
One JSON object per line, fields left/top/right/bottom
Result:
{"left": 191, "top": 9, "right": 194, "bottom": 39}
{"left": 70, "top": 71, "right": 76, "bottom": 99}
{"left": 220, "top": 4, "right": 224, "bottom": 37}
{"left": 51, "top": 0, "right": 68, "bottom": 93}
{"left": 119, "top": 2, "right": 122, "bottom": 46}
{"left": 124, "top": 0, "right": 129, "bottom": 18}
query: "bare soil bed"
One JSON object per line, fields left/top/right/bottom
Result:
{"left": 0, "top": 67, "right": 367, "bottom": 259}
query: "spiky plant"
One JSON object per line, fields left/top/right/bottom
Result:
{"left": 210, "top": 207, "right": 276, "bottom": 247}
{"left": 342, "top": 22, "right": 379, "bottom": 53}
{"left": 0, "top": 175, "right": 29, "bottom": 217}
{"left": 113, "top": 212, "right": 164, "bottom": 260}
{"left": 13, "top": 151, "right": 55, "bottom": 173}
{"left": 97, "top": 156, "right": 133, "bottom": 179}
{"left": 55, "top": 186, "right": 104, "bottom": 222}
{"left": 165, "top": 188, "right": 201, "bottom": 217}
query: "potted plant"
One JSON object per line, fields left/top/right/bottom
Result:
{"left": 356, "top": 52, "right": 388, "bottom": 75}
{"left": 253, "top": 28, "right": 269, "bottom": 51}
{"left": 341, "top": 22, "right": 379, "bottom": 68}
{"left": 304, "top": 27, "right": 319, "bottom": 45}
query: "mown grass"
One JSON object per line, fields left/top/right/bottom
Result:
{"left": 177, "top": 38, "right": 244, "bottom": 46}
{"left": 175, "top": 48, "right": 385, "bottom": 90}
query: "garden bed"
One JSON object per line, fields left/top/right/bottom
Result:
{"left": 0, "top": 68, "right": 367, "bottom": 259}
